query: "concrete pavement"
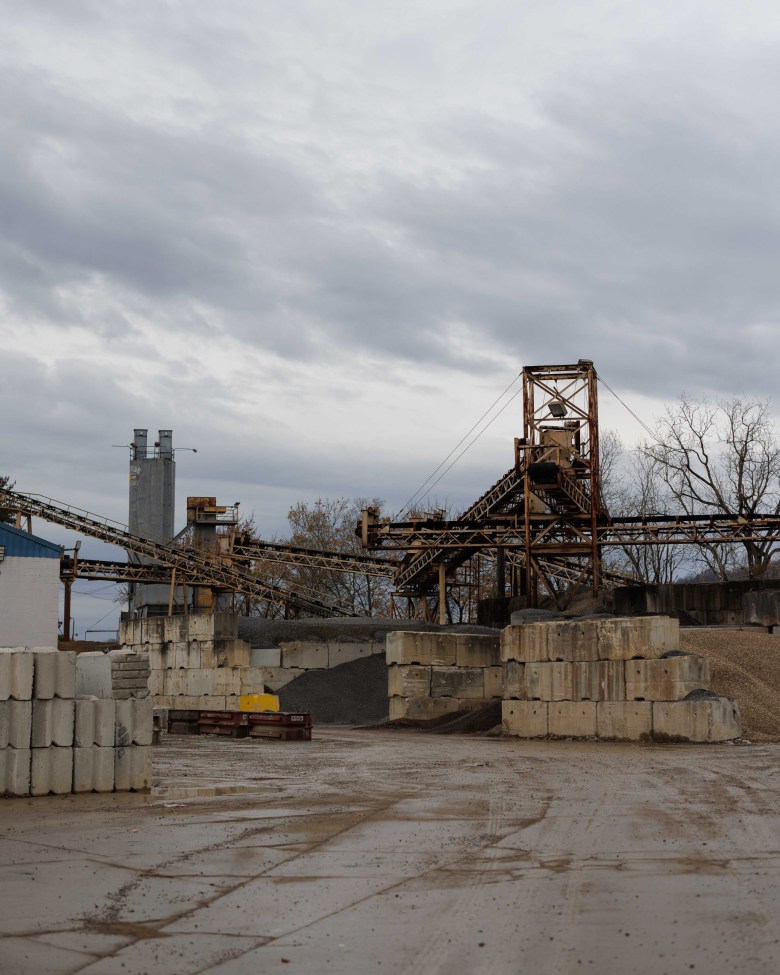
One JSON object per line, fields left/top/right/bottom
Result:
{"left": 1, "top": 729, "right": 779, "bottom": 974}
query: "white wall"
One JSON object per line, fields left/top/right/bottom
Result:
{"left": 0, "top": 556, "right": 60, "bottom": 647}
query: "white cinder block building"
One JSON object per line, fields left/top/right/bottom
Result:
{"left": 0, "top": 524, "right": 61, "bottom": 648}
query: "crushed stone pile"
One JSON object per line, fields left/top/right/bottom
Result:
{"left": 277, "top": 654, "right": 389, "bottom": 726}
{"left": 680, "top": 628, "right": 780, "bottom": 741}
{"left": 238, "top": 616, "right": 498, "bottom": 648}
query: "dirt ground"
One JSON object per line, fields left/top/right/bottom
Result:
{"left": 2, "top": 729, "right": 780, "bottom": 974}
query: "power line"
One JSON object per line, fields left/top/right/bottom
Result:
{"left": 403, "top": 387, "right": 522, "bottom": 515}
{"left": 397, "top": 373, "right": 522, "bottom": 518}
{"left": 598, "top": 374, "right": 665, "bottom": 446}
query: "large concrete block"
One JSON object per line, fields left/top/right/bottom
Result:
{"left": 549, "top": 701, "right": 598, "bottom": 738}
{"left": 385, "top": 632, "right": 457, "bottom": 666}
{"left": 598, "top": 616, "right": 679, "bottom": 660}
{"left": 431, "top": 666, "right": 485, "bottom": 699}
{"left": 653, "top": 697, "right": 742, "bottom": 742}
{"left": 32, "top": 649, "right": 76, "bottom": 699}
{"left": 328, "top": 642, "right": 382, "bottom": 667}
{"left": 484, "top": 665, "right": 504, "bottom": 698}
{"left": 73, "top": 746, "right": 115, "bottom": 793}
{"left": 182, "top": 668, "right": 212, "bottom": 698}
{"left": 0, "top": 649, "right": 34, "bottom": 701}
{"left": 174, "top": 641, "right": 201, "bottom": 669}
{"left": 74, "top": 699, "right": 116, "bottom": 747}
{"left": 118, "top": 618, "right": 140, "bottom": 646}
{"left": 0, "top": 747, "right": 31, "bottom": 795}
{"left": 455, "top": 635, "right": 500, "bottom": 667}
{"left": 571, "top": 661, "right": 598, "bottom": 701}
{"left": 502, "top": 700, "right": 548, "bottom": 738}
{"left": 625, "top": 655, "right": 710, "bottom": 702}
{"left": 212, "top": 668, "right": 242, "bottom": 697}
{"left": 597, "top": 660, "right": 626, "bottom": 702}
{"left": 115, "top": 698, "right": 154, "bottom": 747}
{"left": 743, "top": 590, "right": 780, "bottom": 627}
{"left": 182, "top": 614, "right": 215, "bottom": 640}
{"left": 115, "top": 745, "right": 152, "bottom": 791}
{"left": 503, "top": 660, "right": 526, "bottom": 699}
{"left": 148, "top": 670, "right": 165, "bottom": 697}
{"left": 387, "top": 664, "right": 431, "bottom": 698}
{"left": 548, "top": 620, "right": 599, "bottom": 662}
{"left": 145, "top": 645, "right": 169, "bottom": 671}
{"left": 75, "top": 652, "right": 113, "bottom": 700}
{"left": 280, "top": 642, "right": 328, "bottom": 670}
{"left": 173, "top": 695, "right": 207, "bottom": 709}
{"left": 31, "top": 699, "right": 75, "bottom": 747}
{"left": 388, "top": 696, "right": 463, "bottom": 721}
{"left": 139, "top": 617, "right": 165, "bottom": 644}
{"left": 239, "top": 667, "right": 266, "bottom": 695}
{"left": 31, "top": 746, "right": 74, "bottom": 796}
{"left": 524, "top": 662, "right": 573, "bottom": 701}
{"left": 249, "top": 647, "right": 281, "bottom": 668}
{"left": 158, "top": 616, "right": 185, "bottom": 643}
{"left": 201, "top": 638, "right": 250, "bottom": 669}
{"left": 261, "top": 667, "right": 304, "bottom": 691}
{"left": 597, "top": 702, "right": 653, "bottom": 740}
{"left": 164, "top": 669, "right": 186, "bottom": 697}
{"left": 500, "top": 624, "right": 550, "bottom": 663}
{"left": 0, "top": 700, "right": 32, "bottom": 748}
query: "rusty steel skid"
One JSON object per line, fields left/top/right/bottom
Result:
{"left": 190, "top": 710, "right": 312, "bottom": 741}
{"left": 3, "top": 489, "right": 356, "bottom": 618}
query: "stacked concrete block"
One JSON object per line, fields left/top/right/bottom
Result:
{"left": 120, "top": 612, "right": 277, "bottom": 710}
{"left": 107, "top": 650, "right": 151, "bottom": 699}
{"left": 0, "top": 649, "right": 34, "bottom": 795}
{"left": 387, "top": 631, "right": 501, "bottom": 721}
{"left": 0, "top": 648, "right": 153, "bottom": 797}
{"left": 501, "top": 616, "right": 741, "bottom": 742}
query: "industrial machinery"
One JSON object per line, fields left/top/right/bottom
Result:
{"left": 359, "top": 360, "right": 780, "bottom": 620}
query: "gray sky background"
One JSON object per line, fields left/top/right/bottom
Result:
{"left": 2, "top": 1, "right": 780, "bottom": 634}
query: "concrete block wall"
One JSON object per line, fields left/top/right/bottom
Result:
{"left": 501, "top": 617, "right": 741, "bottom": 742}
{"left": 120, "top": 614, "right": 260, "bottom": 711}
{"left": 387, "top": 633, "right": 501, "bottom": 721}
{"left": 121, "top": 614, "right": 387, "bottom": 706}
{"left": 0, "top": 648, "right": 152, "bottom": 797}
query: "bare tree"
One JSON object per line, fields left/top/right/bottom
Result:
{"left": 285, "top": 496, "right": 392, "bottom": 616}
{"left": 643, "top": 396, "right": 780, "bottom": 579}
{"left": 600, "top": 433, "right": 688, "bottom": 584}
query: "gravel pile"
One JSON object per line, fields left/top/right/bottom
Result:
{"left": 680, "top": 628, "right": 780, "bottom": 741}
{"left": 277, "top": 654, "right": 389, "bottom": 725}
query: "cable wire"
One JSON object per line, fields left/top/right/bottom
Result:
{"left": 397, "top": 373, "right": 522, "bottom": 518}
{"left": 598, "top": 374, "right": 665, "bottom": 446}
{"left": 403, "top": 387, "right": 522, "bottom": 515}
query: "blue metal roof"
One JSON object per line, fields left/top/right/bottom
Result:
{"left": 0, "top": 523, "right": 62, "bottom": 559}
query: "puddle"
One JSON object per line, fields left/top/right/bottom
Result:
{"left": 156, "top": 784, "right": 271, "bottom": 799}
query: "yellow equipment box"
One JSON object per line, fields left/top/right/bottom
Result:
{"left": 239, "top": 693, "right": 280, "bottom": 713}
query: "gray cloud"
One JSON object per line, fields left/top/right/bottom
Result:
{"left": 2, "top": 0, "right": 780, "bottom": 606}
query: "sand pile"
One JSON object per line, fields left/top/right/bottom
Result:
{"left": 680, "top": 628, "right": 780, "bottom": 741}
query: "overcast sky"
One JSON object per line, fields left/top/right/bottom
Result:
{"left": 2, "top": 1, "right": 780, "bottom": 635}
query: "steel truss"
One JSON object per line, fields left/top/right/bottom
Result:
{"left": 3, "top": 489, "right": 357, "bottom": 618}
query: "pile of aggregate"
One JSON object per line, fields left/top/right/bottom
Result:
{"left": 277, "top": 653, "right": 389, "bottom": 726}
{"left": 238, "top": 615, "right": 498, "bottom": 648}
{"left": 680, "top": 627, "right": 780, "bottom": 741}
